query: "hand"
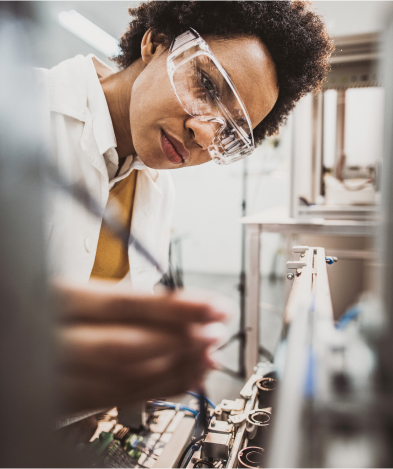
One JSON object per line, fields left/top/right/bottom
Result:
{"left": 53, "top": 280, "right": 232, "bottom": 413}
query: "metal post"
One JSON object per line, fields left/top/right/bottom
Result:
{"left": 245, "top": 224, "right": 261, "bottom": 378}
{"left": 311, "top": 92, "right": 324, "bottom": 203}
{"left": 238, "top": 158, "right": 248, "bottom": 377}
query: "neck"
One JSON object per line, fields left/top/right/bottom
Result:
{"left": 100, "top": 59, "right": 145, "bottom": 161}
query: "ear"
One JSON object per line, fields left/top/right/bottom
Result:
{"left": 141, "top": 29, "right": 168, "bottom": 65}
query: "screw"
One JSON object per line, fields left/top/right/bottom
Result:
{"left": 300, "top": 253, "right": 305, "bottom": 258}
{"left": 333, "top": 257, "right": 338, "bottom": 263}
{"left": 287, "top": 272, "right": 294, "bottom": 280}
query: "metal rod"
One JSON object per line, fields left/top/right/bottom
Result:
{"left": 239, "top": 157, "right": 248, "bottom": 378}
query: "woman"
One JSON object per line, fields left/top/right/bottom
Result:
{"left": 43, "top": 1, "right": 332, "bottom": 413}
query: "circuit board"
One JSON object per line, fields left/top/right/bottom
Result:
{"left": 81, "top": 406, "right": 197, "bottom": 468}
{"left": 65, "top": 361, "right": 277, "bottom": 468}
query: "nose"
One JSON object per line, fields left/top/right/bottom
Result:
{"left": 185, "top": 117, "right": 220, "bottom": 150}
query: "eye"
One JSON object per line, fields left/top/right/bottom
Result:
{"left": 199, "top": 70, "right": 221, "bottom": 102}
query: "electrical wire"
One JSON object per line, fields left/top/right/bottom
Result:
{"left": 151, "top": 400, "right": 199, "bottom": 417}
{"left": 135, "top": 463, "right": 148, "bottom": 469}
{"left": 183, "top": 443, "right": 202, "bottom": 468}
{"left": 193, "top": 458, "right": 215, "bottom": 468}
{"left": 186, "top": 391, "right": 216, "bottom": 409}
{"left": 130, "top": 440, "right": 158, "bottom": 460}
{"left": 343, "top": 178, "right": 373, "bottom": 191}
{"left": 177, "top": 436, "right": 205, "bottom": 468}
{"left": 197, "top": 387, "right": 208, "bottom": 434}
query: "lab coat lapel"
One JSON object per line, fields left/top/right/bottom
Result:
{"left": 129, "top": 168, "right": 163, "bottom": 291}
{"left": 80, "top": 109, "right": 108, "bottom": 182}
{"left": 48, "top": 54, "right": 113, "bottom": 182}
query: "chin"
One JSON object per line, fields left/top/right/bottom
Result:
{"left": 132, "top": 134, "right": 168, "bottom": 169}
{"left": 137, "top": 152, "right": 170, "bottom": 170}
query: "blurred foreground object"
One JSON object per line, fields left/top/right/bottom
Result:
{"left": 377, "top": 9, "right": 393, "bottom": 466}
{"left": 0, "top": 3, "right": 58, "bottom": 466}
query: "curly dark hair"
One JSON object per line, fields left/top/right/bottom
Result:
{"left": 114, "top": 1, "right": 333, "bottom": 146}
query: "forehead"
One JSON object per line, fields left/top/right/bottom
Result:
{"left": 204, "top": 35, "right": 279, "bottom": 129}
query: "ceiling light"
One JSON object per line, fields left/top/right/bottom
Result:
{"left": 58, "top": 10, "right": 120, "bottom": 57}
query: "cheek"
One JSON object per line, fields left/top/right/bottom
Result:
{"left": 130, "top": 64, "right": 176, "bottom": 121}
{"left": 128, "top": 65, "right": 186, "bottom": 168}
{"left": 129, "top": 72, "right": 163, "bottom": 150}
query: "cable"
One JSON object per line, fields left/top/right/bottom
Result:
{"left": 197, "top": 387, "right": 208, "bottom": 434}
{"left": 343, "top": 178, "right": 373, "bottom": 191}
{"left": 193, "top": 458, "right": 215, "bottom": 468}
{"left": 258, "top": 345, "right": 275, "bottom": 362}
{"left": 186, "top": 391, "right": 216, "bottom": 409}
{"left": 151, "top": 400, "right": 199, "bottom": 417}
{"left": 183, "top": 443, "right": 201, "bottom": 468}
{"left": 177, "top": 436, "right": 205, "bottom": 468}
{"left": 215, "top": 363, "right": 242, "bottom": 379}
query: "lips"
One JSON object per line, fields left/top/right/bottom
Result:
{"left": 160, "top": 130, "right": 189, "bottom": 165}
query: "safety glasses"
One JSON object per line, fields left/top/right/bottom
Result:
{"left": 167, "top": 28, "right": 255, "bottom": 165}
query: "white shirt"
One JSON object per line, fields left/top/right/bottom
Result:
{"left": 36, "top": 54, "right": 175, "bottom": 291}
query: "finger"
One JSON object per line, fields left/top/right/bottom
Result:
{"left": 58, "top": 354, "right": 209, "bottom": 413}
{"left": 59, "top": 345, "right": 213, "bottom": 385}
{"left": 114, "top": 346, "right": 211, "bottom": 391}
{"left": 57, "top": 323, "right": 218, "bottom": 368}
{"left": 53, "top": 280, "right": 233, "bottom": 325}
{"left": 59, "top": 338, "right": 213, "bottom": 389}
{"left": 133, "top": 366, "right": 210, "bottom": 404}
{"left": 61, "top": 344, "right": 213, "bottom": 410}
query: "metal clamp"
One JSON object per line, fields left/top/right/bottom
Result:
{"left": 286, "top": 248, "right": 308, "bottom": 279}
{"left": 286, "top": 261, "right": 307, "bottom": 270}
{"left": 286, "top": 261, "right": 306, "bottom": 280}
{"left": 292, "top": 246, "right": 309, "bottom": 254}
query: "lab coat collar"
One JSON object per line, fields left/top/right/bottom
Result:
{"left": 47, "top": 54, "right": 158, "bottom": 182}
{"left": 86, "top": 55, "right": 118, "bottom": 162}
{"left": 47, "top": 54, "right": 88, "bottom": 122}
{"left": 48, "top": 54, "right": 117, "bottom": 159}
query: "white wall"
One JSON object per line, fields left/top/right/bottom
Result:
{"left": 345, "top": 88, "right": 385, "bottom": 167}
{"left": 170, "top": 123, "right": 291, "bottom": 276}
{"left": 314, "top": 1, "right": 392, "bottom": 37}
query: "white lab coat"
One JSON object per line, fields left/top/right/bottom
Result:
{"left": 35, "top": 55, "right": 175, "bottom": 291}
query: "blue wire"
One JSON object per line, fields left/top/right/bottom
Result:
{"left": 185, "top": 391, "right": 216, "bottom": 409}
{"left": 335, "top": 305, "right": 359, "bottom": 329}
{"left": 151, "top": 400, "right": 199, "bottom": 417}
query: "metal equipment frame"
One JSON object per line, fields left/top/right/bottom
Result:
{"left": 290, "top": 32, "right": 381, "bottom": 221}
{"left": 266, "top": 246, "right": 334, "bottom": 467}
{"left": 241, "top": 214, "right": 376, "bottom": 377}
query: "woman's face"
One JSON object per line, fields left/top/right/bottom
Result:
{"left": 129, "top": 35, "right": 279, "bottom": 169}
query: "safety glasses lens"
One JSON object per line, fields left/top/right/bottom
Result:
{"left": 172, "top": 53, "right": 253, "bottom": 163}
